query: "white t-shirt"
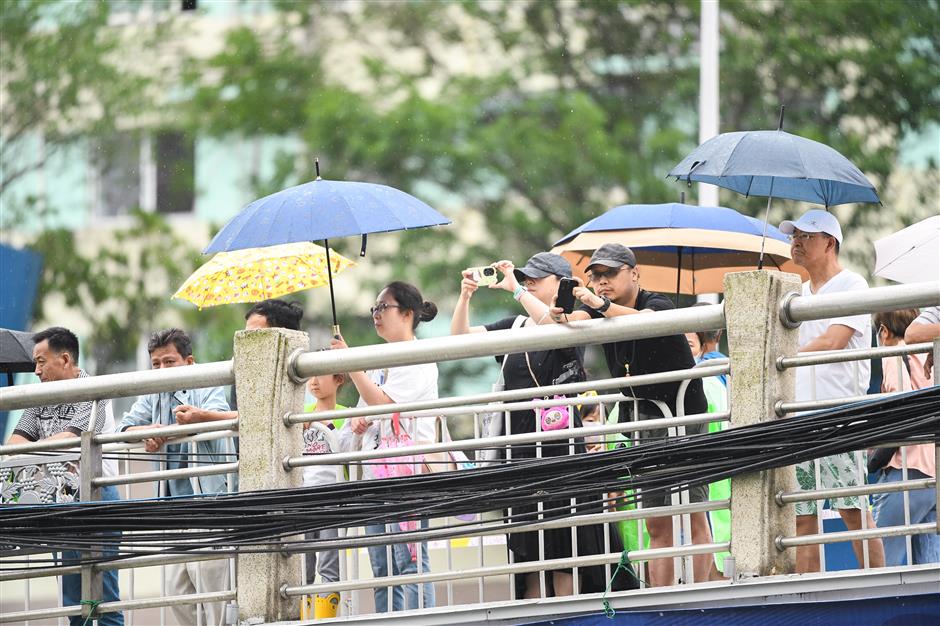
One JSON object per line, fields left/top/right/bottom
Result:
{"left": 301, "top": 422, "right": 342, "bottom": 488}
{"left": 338, "top": 362, "right": 439, "bottom": 481}
{"left": 913, "top": 306, "right": 940, "bottom": 326}
{"left": 796, "top": 270, "right": 872, "bottom": 402}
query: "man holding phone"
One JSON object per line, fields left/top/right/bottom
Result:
{"left": 546, "top": 243, "right": 722, "bottom": 585}
{"left": 119, "top": 328, "right": 233, "bottom": 626}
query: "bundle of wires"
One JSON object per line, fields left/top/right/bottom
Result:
{"left": 2, "top": 386, "right": 938, "bottom": 569}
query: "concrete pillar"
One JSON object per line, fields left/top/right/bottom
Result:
{"left": 234, "top": 327, "right": 308, "bottom": 623}
{"left": 724, "top": 270, "right": 800, "bottom": 577}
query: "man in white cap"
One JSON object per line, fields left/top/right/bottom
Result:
{"left": 778, "top": 208, "right": 885, "bottom": 573}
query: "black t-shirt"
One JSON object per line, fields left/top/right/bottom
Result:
{"left": 484, "top": 315, "right": 585, "bottom": 442}
{"left": 581, "top": 290, "right": 707, "bottom": 418}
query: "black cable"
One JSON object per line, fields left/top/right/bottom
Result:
{"left": 1, "top": 386, "right": 937, "bottom": 569}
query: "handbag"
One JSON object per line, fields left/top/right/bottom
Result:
{"left": 476, "top": 315, "right": 527, "bottom": 462}
{"left": 373, "top": 413, "right": 425, "bottom": 480}
{"left": 523, "top": 352, "right": 572, "bottom": 431}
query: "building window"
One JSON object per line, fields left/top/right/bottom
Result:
{"left": 91, "top": 130, "right": 194, "bottom": 217}
{"left": 155, "top": 131, "right": 195, "bottom": 214}
{"left": 91, "top": 133, "right": 142, "bottom": 217}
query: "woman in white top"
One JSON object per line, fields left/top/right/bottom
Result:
{"left": 332, "top": 281, "right": 438, "bottom": 613}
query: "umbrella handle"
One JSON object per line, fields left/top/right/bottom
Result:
{"left": 332, "top": 324, "right": 341, "bottom": 339}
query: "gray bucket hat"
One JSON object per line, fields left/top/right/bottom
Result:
{"left": 513, "top": 252, "right": 572, "bottom": 282}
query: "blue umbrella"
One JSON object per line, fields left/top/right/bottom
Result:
{"left": 204, "top": 163, "right": 450, "bottom": 331}
{"left": 551, "top": 203, "right": 806, "bottom": 298}
{"left": 667, "top": 107, "right": 880, "bottom": 268}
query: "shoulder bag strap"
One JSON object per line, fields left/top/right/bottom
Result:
{"left": 523, "top": 351, "right": 541, "bottom": 388}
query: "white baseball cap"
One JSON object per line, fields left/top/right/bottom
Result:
{"left": 779, "top": 209, "right": 843, "bottom": 245}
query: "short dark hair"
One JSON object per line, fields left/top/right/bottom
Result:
{"left": 382, "top": 281, "right": 437, "bottom": 329}
{"left": 148, "top": 328, "right": 193, "bottom": 358}
{"left": 245, "top": 299, "right": 304, "bottom": 330}
{"left": 32, "top": 327, "right": 80, "bottom": 362}
{"left": 691, "top": 302, "right": 723, "bottom": 345}
{"left": 873, "top": 308, "right": 920, "bottom": 340}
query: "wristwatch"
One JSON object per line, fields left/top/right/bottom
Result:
{"left": 594, "top": 295, "right": 612, "bottom": 314}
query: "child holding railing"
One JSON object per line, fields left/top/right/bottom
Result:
{"left": 299, "top": 372, "right": 347, "bottom": 619}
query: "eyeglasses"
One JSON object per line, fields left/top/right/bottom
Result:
{"left": 370, "top": 303, "right": 402, "bottom": 316}
{"left": 587, "top": 266, "right": 626, "bottom": 282}
{"left": 787, "top": 232, "right": 824, "bottom": 243}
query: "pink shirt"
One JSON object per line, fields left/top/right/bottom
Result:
{"left": 880, "top": 347, "right": 935, "bottom": 477}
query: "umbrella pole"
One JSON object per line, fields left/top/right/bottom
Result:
{"left": 757, "top": 196, "right": 774, "bottom": 271}
{"left": 323, "top": 239, "right": 340, "bottom": 337}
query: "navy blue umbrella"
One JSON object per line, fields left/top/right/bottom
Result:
{"left": 204, "top": 163, "right": 450, "bottom": 331}
{"left": 667, "top": 107, "right": 880, "bottom": 268}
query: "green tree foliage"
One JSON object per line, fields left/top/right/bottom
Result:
{"left": 0, "top": 0, "right": 149, "bottom": 196}
{"left": 186, "top": 0, "right": 938, "bottom": 297}
{"left": 6, "top": 0, "right": 939, "bottom": 383}
{"left": 179, "top": 0, "right": 938, "bottom": 392}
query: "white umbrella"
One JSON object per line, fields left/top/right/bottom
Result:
{"left": 874, "top": 215, "right": 940, "bottom": 284}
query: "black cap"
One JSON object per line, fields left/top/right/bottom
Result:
{"left": 587, "top": 243, "right": 637, "bottom": 270}
{"left": 513, "top": 252, "right": 572, "bottom": 282}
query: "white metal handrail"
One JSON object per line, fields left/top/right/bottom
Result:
{"left": 286, "top": 411, "right": 728, "bottom": 469}
{"left": 288, "top": 364, "right": 730, "bottom": 425}
{"left": 780, "top": 281, "right": 939, "bottom": 326}
{"left": 776, "top": 341, "right": 934, "bottom": 370}
{"left": 775, "top": 391, "right": 897, "bottom": 415}
{"left": 291, "top": 303, "right": 726, "bottom": 378}
{"left": 0, "top": 360, "right": 234, "bottom": 412}
{"left": 0, "top": 590, "right": 237, "bottom": 624}
{"left": 776, "top": 477, "right": 936, "bottom": 505}
{"left": 284, "top": 543, "right": 732, "bottom": 599}
{"left": 776, "top": 522, "right": 937, "bottom": 550}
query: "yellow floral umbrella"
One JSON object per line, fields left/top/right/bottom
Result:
{"left": 173, "top": 242, "right": 356, "bottom": 309}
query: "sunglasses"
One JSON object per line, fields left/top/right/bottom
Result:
{"left": 370, "top": 303, "right": 402, "bottom": 316}
{"left": 587, "top": 266, "right": 627, "bottom": 282}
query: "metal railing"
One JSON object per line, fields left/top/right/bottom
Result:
{"left": 2, "top": 280, "right": 939, "bottom": 624}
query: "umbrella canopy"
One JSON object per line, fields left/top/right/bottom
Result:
{"left": 203, "top": 178, "right": 450, "bottom": 254}
{"left": 874, "top": 215, "right": 940, "bottom": 284}
{"left": 202, "top": 171, "right": 450, "bottom": 331}
{"left": 551, "top": 203, "right": 807, "bottom": 295}
{"left": 173, "top": 242, "right": 356, "bottom": 309}
{"left": 668, "top": 109, "right": 880, "bottom": 271}
{"left": 666, "top": 129, "right": 880, "bottom": 207}
{"left": 0, "top": 329, "right": 35, "bottom": 381}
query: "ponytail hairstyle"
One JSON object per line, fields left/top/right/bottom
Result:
{"left": 383, "top": 281, "right": 437, "bottom": 329}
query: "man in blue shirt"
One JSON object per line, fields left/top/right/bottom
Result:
{"left": 119, "top": 328, "right": 232, "bottom": 626}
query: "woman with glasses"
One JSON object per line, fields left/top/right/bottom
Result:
{"left": 332, "top": 281, "right": 437, "bottom": 612}
{"left": 451, "top": 253, "right": 623, "bottom": 599}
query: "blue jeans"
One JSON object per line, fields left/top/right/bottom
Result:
{"left": 62, "top": 485, "right": 124, "bottom": 626}
{"left": 871, "top": 468, "right": 940, "bottom": 566}
{"left": 365, "top": 522, "right": 434, "bottom": 612}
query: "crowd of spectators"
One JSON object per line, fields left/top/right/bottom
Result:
{"left": 5, "top": 208, "right": 938, "bottom": 622}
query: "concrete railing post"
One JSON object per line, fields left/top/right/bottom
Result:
{"left": 724, "top": 270, "right": 800, "bottom": 577}
{"left": 234, "top": 328, "right": 308, "bottom": 623}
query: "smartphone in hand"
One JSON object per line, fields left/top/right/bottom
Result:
{"left": 556, "top": 278, "right": 577, "bottom": 314}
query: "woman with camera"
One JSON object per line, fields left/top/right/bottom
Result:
{"left": 332, "top": 281, "right": 438, "bottom": 612}
{"left": 451, "top": 253, "right": 618, "bottom": 599}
